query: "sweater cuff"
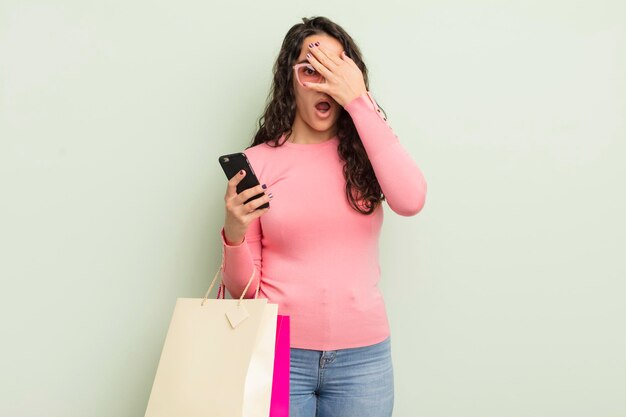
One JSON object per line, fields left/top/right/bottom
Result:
{"left": 344, "top": 91, "right": 385, "bottom": 120}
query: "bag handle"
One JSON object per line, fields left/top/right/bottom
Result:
{"left": 200, "top": 246, "right": 260, "bottom": 306}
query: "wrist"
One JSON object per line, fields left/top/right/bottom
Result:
{"left": 345, "top": 90, "right": 368, "bottom": 107}
{"left": 221, "top": 227, "right": 245, "bottom": 247}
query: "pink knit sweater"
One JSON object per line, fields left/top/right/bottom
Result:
{"left": 219, "top": 91, "right": 427, "bottom": 350}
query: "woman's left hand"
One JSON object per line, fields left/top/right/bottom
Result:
{"left": 303, "top": 42, "right": 368, "bottom": 108}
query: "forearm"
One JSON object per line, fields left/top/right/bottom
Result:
{"left": 344, "top": 91, "right": 427, "bottom": 215}
{"left": 219, "top": 227, "right": 260, "bottom": 299}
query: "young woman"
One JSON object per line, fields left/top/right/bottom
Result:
{"left": 219, "top": 16, "right": 427, "bottom": 417}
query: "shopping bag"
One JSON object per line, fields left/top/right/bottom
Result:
{"left": 270, "top": 315, "right": 290, "bottom": 417}
{"left": 144, "top": 259, "right": 279, "bottom": 417}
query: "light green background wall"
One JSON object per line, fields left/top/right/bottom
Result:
{"left": 1, "top": 0, "right": 624, "bottom": 416}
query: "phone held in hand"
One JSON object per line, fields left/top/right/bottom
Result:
{"left": 218, "top": 152, "right": 269, "bottom": 210}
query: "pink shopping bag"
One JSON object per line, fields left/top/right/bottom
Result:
{"left": 270, "top": 315, "right": 290, "bottom": 416}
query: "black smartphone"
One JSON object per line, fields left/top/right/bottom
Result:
{"left": 218, "top": 152, "right": 269, "bottom": 210}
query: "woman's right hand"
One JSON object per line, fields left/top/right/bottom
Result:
{"left": 223, "top": 170, "right": 272, "bottom": 245}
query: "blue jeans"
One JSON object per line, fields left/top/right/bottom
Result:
{"left": 289, "top": 336, "right": 394, "bottom": 417}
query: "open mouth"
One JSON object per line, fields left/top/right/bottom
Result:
{"left": 314, "top": 100, "right": 331, "bottom": 114}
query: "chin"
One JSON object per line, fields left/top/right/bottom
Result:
{"left": 310, "top": 119, "right": 335, "bottom": 130}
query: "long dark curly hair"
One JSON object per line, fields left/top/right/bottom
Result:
{"left": 247, "top": 16, "right": 387, "bottom": 215}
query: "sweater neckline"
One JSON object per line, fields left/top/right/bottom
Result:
{"left": 281, "top": 134, "right": 339, "bottom": 149}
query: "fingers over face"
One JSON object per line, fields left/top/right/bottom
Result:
{"left": 312, "top": 44, "right": 343, "bottom": 66}
{"left": 306, "top": 51, "right": 332, "bottom": 79}
{"left": 342, "top": 51, "right": 358, "bottom": 69}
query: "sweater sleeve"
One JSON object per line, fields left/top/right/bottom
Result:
{"left": 343, "top": 91, "right": 427, "bottom": 216}
{"left": 219, "top": 214, "right": 263, "bottom": 299}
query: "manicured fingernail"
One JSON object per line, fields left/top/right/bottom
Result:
{"left": 314, "top": 41, "right": 320, "bottom": 46}
{"left": 306, "top": 53, "right": 311, "bottom": 58}
{"left": 262, "top": 184, "right": 267, "bottom": 189}
{"left": 308, "top": 42, "right": 313, "bottom": 48}
{"left": 239, "top": 170, "right": 245, "bottom": 175}
{"left": 268, "top": 193, "right": 274, "bottom": 198}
